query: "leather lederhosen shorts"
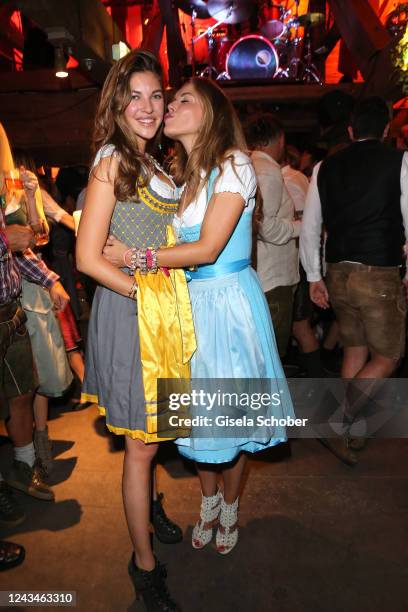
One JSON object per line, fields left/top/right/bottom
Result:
{"left": 0, "top": 299, "right": 37, "bottom": 419}
{"left": 326, "top": 262, "right": 407, "bottom": 360}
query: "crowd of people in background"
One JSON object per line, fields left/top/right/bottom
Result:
{"left": 1, "top": 53, "right": 407, "bottom": 611}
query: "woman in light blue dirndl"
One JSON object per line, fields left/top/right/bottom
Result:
{"left": 105, "top": 77, "right": 295, "bottom": 556}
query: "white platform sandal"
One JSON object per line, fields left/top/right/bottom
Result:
{"left": 216, "top": 494, "right": 239, "bottom": 555}
{"left": 192, "top": 489, "right": 221, "bottom": 549}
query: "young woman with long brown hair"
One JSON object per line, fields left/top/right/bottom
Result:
{"left": 76, "top": 50, "right": 196, "bottom": 611}
{"left": 104, "top": 77, "right": 294, "bottom": 556}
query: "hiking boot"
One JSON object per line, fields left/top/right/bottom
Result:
{"left": 6, "top": 461, "right": 55, "bottom": 501}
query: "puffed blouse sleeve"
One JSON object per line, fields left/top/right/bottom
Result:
{"left": 92, "top": 144, "right": 117, "bottom": 169}
{"left": 214, "top": 151, "right": 257, "bottom": 207}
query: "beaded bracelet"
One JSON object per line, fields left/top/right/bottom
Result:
{"left": 146, "top": 248, "right": 158, "bottom": 274}
{"left": 138, "top": 249, "right": 148, "bottom": 275}
{"left": 129, "top": 248, "right": 139, "bottom": 271}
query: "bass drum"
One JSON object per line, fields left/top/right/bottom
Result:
{"left": 226, "top": 35, "right": 279, "bottom": 80}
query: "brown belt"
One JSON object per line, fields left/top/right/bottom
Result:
{"left": 327, "top": 262, "right": 400, "bottom": 273}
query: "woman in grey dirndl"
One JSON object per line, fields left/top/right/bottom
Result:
{"left": 76, "top": 50, "right": 195, "bottom": 612}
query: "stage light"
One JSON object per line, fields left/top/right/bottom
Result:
{"left": 55, "top": 47, "right": 68, "bottom": 78}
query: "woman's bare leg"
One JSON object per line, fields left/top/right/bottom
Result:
{"left": 196, "top": 463, "right": 217, "bottom": 497}
{"left": 67, "top": 350, "right": 85, "bottom": 383}
{"left": 221, "top": 453, "right": 247, "bottom": 503}
{"left": 123, "top": 437, "right": 158, "bottom": 570}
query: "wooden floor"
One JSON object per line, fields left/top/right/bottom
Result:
{"left": 1, "top": 399, "right": 407, "bottom": 612}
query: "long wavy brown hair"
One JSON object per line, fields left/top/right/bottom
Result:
{"left": 92, "top": 49, "right": 163, "bottom": 201}
{"left": 170, "top": 78, "right": 263, "bottom": 235}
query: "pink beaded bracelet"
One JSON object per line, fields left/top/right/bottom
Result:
{"left": 146, "top": 248, "right": 158, "bottom": 274}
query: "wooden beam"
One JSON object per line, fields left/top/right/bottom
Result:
{"left": 328, "top": 0, "right": 391, "bottom": 73}
{"left": 157, "top": 0, "right": 186, "bottom": 87}
{"left": 327, "top": 0, "right": 402, "bottom": 100}
{"left": 0, "top": 4, "right": 24, "bottom": 49}
{"left": 218, "top": 82, "right": 365, "bottom": 104}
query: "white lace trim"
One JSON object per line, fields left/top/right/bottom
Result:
{"left": 91, "top": 146, "right": 177, "bottom": 200}
{"left": 213, "top": 184, "right": 252, "bottom": 200}
{"left": 150, "top": 174, "right": 178, "bottom": 200}
{"left": 146, "top": 153, "right": 176, "bottom": 187}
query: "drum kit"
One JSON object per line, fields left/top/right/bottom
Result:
{"left": 178, "top": 0, "right": 325, "bottom": 83}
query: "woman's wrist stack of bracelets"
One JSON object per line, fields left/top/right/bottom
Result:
{"left": 124, "top": 247, "right": 159, "bottom": 275}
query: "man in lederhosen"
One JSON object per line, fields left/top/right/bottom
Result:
{"left": 0, "top": 196, "right": 68, "bottom": 570}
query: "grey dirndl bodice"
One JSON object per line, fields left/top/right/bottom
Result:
{"left": 109, "top": 177, "right": 179, "bottom": 249}
{"left": 92, "top": 144, "right": 180, "bottom": 249}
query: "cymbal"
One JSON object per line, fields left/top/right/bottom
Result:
{"left": 177, "top": 0, "right": 211, "bottom": 20}
{"left": 294, "top": 12, "right": 325, "bottom": 27}
{"left": 208, "top": 0, "right": 251, "bottom": 25}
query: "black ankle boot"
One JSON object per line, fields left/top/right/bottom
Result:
{"left": 152, "top": 493, "right": 183, "bottom": 544}
{"left": 128, "top": 555, "right": 181, "bottom": 611}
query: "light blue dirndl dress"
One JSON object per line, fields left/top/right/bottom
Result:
{"left": 174, "top": 152, "right": 295, "bottom": 463}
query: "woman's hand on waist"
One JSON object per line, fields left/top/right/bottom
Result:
{"left": 103, "top": 235, "right": 129, "bottom": 268}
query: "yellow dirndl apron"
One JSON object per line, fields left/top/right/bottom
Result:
{"left": 132, "top": 226, "right": 196, "bottom": 441}
{"left": 82, "top": 201, "right": 196, "bottom": 441}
